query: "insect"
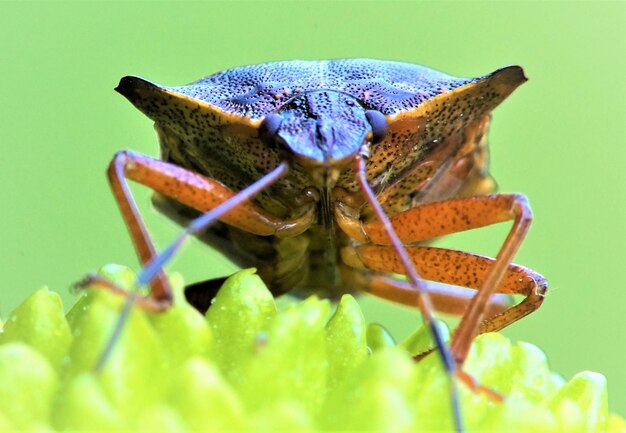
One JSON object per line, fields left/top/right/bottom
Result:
{"left": 94, "top": 59, "right": 548, "bottom": 431}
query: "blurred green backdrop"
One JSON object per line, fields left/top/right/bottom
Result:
{"left": 1, "top": 0, "right": 624, "bottom": 414}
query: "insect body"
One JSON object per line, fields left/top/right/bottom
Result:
{"left": 104, "top": 59, "right": 547, "bottom": 431}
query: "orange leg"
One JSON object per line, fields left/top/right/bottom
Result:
{"left": 337, "top": 193, "right": 541, "bottom": 365}
{"left": 342, "top": 262, "right": 516, "bottom": 403}
{"left": 350, "top": 271, "right": 515, "bottom": 320}
{"left": 101, "top": 150, "right": 311, "bottom": 303}
{"left": 343, "top": 245, "right": 546, "bottom": 341}
{"left": 83, "top": 150, "right": 300, "bottom": 370}
{"left": 353, "top": 156, "right": 466, "bottom": 431}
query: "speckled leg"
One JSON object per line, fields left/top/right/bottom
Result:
{"left": 81, "top": 150, "right": 295, "bottom": 370}
{"left": 337, "top": 194, "right": 525, "bottom": 245}
{"left": 342, "top": 242, "right": 546, "bottom": 404}
{"left": 104, "top": 150, "right": 311, "bottom": 303}
{"left": 343, "top": 244, "right": 546, "bottom": 341}
{"left": 354, "top": 272, "right": 514, "bottom": 319}
{"left": 338, "top": 193, "right": 542, "bottom": 365}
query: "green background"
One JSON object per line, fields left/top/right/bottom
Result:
{"left": 1, "top": 0, "right": 624, "bottom": 414}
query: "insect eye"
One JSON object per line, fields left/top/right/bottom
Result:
{"left": 365, "top": 110, "right": 388, "bottom": 143}
{"left": 259, "top": 113, "right": 283, "bottom": 145}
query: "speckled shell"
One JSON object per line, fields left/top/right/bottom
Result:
{"left": 118, "top": 59, "right": 524, "bottom": 213}
{"left": 116, "top": 59, "right": 527, "bottom": 297}
{"left": 150, "top": 59, "right": 484, "bottom": 118}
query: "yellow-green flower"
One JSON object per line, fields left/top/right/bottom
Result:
{"left": 0, "top": 266, "right": 622, "bottom": 432}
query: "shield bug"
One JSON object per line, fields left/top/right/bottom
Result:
{"left": 89, "top": 59, "right": 547, "bottom": 431}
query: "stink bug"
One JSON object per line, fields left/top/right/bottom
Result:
{"left": 88, "top": 59, "right": 548, "bottom": 432}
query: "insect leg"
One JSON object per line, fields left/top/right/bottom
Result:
{"left": 337, "top": 193, "right": 538, "bottom": 366}
{"left": 89, "top": 150, "right": 294, "bottom": 368}
{"left": 354, "top": 155, "right": 464, "bottom": 433}
{"left": 104, "top": 149, "right": 305, "bottom": 289}
{"left": 344, "top": 244, "right": 546, "bottom": 338}
{"left": 341, "top": 260, "right": 513, "bottom": 319}
{"left": 341, "top": 264, "right": 505, "bottom": 403}
{"left": 337, "top": 194, "right": 519, "bottom": 245}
